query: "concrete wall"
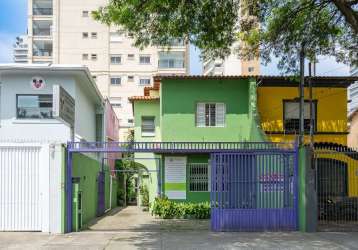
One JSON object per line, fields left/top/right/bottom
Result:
{"left": 0, "top": 72, "right": 100, "bottom": 143}
{"left": 160, "top": 78, "right": 256, "bottom": 142}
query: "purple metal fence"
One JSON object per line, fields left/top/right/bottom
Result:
{"left": 97, "top": 172, "right": 105, "bottom": 216}
{"left": 211, "top": 147, "right": 298, "bottom": 231}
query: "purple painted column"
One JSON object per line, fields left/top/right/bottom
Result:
{"left": 66, "top": 147, "right": 73, "bottom": 233}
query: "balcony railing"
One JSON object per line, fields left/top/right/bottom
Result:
{"left": 158, "top": 59, "right": 185, "bottom": 69}
{"left": 67, "top": 141, "right": 296, "bottom": 153}
{"left": 33, "top": 28, "right": 52, "bottom": 36}
{"left": 33, "top": 49, "right": 52, "bottom": 57}
{"left": 33, "top": 7, "right": 53, "bottom": 15}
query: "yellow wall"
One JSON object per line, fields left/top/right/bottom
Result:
{"left": 257, "top": 86, "right": 348, "bottom": 145}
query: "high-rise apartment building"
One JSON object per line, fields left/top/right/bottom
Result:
{"left": 13, "top": 36, "right": 29, "bottom": 63}
{"left": 202, "top": 2, "right": 260, "bottom": 76}
{"left": 27, "top": 0, "right": 189, "bottom": 139}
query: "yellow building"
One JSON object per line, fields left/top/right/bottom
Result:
{"left": 257, "top": 76, "right": 358, "bottom": 198}
{"left": 257, "top": 76, "right": 357, "bottom": 145}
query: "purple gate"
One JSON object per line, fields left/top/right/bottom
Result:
{"left": 210, "top": 148, "right": 298, "bottom": 231}
{"left": 97, "top": 171, "right": 105, "bottom": 216}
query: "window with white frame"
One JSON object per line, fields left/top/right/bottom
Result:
{"left": 283, "top": 101, "right": 316, "bottom": 133}
{"left": 139, "top": 55, "right": 151, "bottom": 64}
{"left": 17, "top": 94, "right": 53, "bottom": 119}
{"left": 91, "top": 54, "right": 97, "bottom": 60}
{"left": 196, "top": 103, "right": 225, "bottom": 127}
{"left": 110, "top": 77, "right": 121, "bottom": 85}
{"left": 91, "top": 32, "right": 97, "bottom": 39}
{"left": 82, "top": 32, "right": 88, "bottom": 39}
{"left": 188, "top": 163, "right": 210, "bottom": 192}
{"left": 139, "top": 78, "right": 151, "bottom": 85}
{"left": 110, "top": 98, "right": 122, "bottom": 108}
{"left": 82, "top": 53, "right": 88, "bottom": 60}
{"left": 128, "top": 54, "right": 135, "bottom": 60}
{"left": 110, "top": 55, "right": 121, "bottom": 64}
{"left": 141, "top": 116, "right": 155, "bottom": 136}
{"left": 110, "top": 30, "right": 125, "bottom": 42}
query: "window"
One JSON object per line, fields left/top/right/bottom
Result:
{"left": 141, "top": 116, "right": 155, "bottom": 136}
{"left": 128, "top": 54, "right": 135, "bottom": 60}
{"left": 196, "top": 103, "right": 225, "bottom": 127}
{"left": 158, "top": 51, "right": 185, "bottom": 68}
{"left": 139, "top": 55, "right": 151, "bottom": 64}
{"left": 128, "top": 32, "right": 134, "bottom": 38}
{"left": 110, "top": 55, "right": 121, "bottom": 64}
{"left": 82, "top": 53, "right": 88, "bottom": 60}
{"left": 110, "top": 77, "right": 121, "bottom": 85}
{"left": 128, "top": 119, "right": 134, "bottom": 124}
{"left": 33, "top": 40, "right": 52, "bottom": 57}
{"left": 189, "top": 163, "right": 210, "bottom": 192}
{"left": 110, "top": 31, "right": 124, "bottom": 42}
{"left": 128, "top": 76, "right": 134, "bottom": 82}
{"left": 139, "top": 78, "right": 151, "bottom": 85}
{"left": 110, "top": 98, "right": 122, "bottom": 108}
{"left": 248, "top": 67, "right": 255, "bottom": 73}
{"left": 82, "top": 32, "right": 88, "bottom": 38}
{"left": 17, "top": 95, "right": 53, "bottom": 119}
{"left": 91, "top": 54, "right": 97, "bottom": 60}
{"left": 92, "top": 75, "right": 97, "bottom": 81}
{"left": 82, "top": 10, "right": 89, "bottom": 17}
{"left": 283, "top": 101, "right": 316, "bottom": 133}
{"left": 33, "top": 20, "right": 52, "bottom": 36}
{"left": 91, "top": 32, "right": 97, "bottom": 39}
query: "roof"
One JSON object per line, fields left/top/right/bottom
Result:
{"left": 154, "top": 75, "right": 358, "bottom": 87}
{"left": 0, "top": 63, "right": 104, "bottom": 104}
{"left": 128, "top": 96, "right": 160, "bottom": 101}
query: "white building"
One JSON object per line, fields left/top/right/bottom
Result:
{"left": 0, "top": 64, "right": 108, "bottom": 233}
{"left": 13, "top": 36, "right": 29, "bottom": 63}
{"left": 27, "top": 0, "right": 190, "bottom": 139}
{"left": 349, "top": 67, "right": 358, "bottom": 115}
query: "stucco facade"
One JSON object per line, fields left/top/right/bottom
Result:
{"left": 131, "top": 76, "right": 264, "bottom": 203}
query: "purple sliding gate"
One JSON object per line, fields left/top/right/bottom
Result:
{"left": 210, "top": 147, "right": 298, "bottom": 231}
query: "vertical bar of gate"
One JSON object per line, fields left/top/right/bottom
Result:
{"left": 66, "top": 148, "right": 73, "bottom": 233}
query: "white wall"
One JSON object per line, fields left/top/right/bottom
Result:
{"left": 0, "top": 72, "right": 101, "bottom": 143}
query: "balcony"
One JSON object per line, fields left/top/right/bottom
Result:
{"left": 33, "top": 0, "right": 53, "bottom": 16}
{"left": 158, "top": 51, "right": 185, "bottom": 69}
{"left": 33, "top": 40, "right": 52, "bottom": 57}
{"left": 33, "top": 20, "right": 52, "bottom": 37}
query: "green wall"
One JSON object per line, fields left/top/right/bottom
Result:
{"left": 133, "top": 100, "right": 161, "bottom": 142}
{"left": 161, "top": 78, "right": 258, "bottom": 142}
{"left": 71, "top": 153, "right": 118, "bottom": 229}
{"left": 161, "top": 154, "right": 210, "bottom": 203}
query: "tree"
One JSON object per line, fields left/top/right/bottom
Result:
{"left": 93, "top": 0, "right": 357, "bottom": 73}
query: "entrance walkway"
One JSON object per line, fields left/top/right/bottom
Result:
{"left": 86, "top": 206, "right": 210, "bottom": 232}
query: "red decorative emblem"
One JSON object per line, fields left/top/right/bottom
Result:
{"left": 31, "top": 76, "right": 46, "bottom": 90}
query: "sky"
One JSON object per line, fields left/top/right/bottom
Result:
{"left": 0, "top": 0, "right": 351, "bottom": 76}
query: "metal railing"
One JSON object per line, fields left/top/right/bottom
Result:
{"left": 33, "top": 49, "right": 52, "bottom": 57}
{"left": 314, "top": 146, "right": 358, "bottom": 231}
{"left": 67, "top": 141, "right": 296, "bottom": 153}
{"left": 188, "top": 163, "right": 210, "bottom": 192}
{"left": 33, "top": 7, "right": 53, "bottom": 15}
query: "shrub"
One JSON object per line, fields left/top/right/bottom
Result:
{"left": 151, "top": 196, "right": 210, "bottom": 219}
{"left": 140, "top": 185, "right": 149, "bottom": 207}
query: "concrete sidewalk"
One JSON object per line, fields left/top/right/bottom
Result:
{"left": 1, "top": 206, "right": 358, "bottom": 250}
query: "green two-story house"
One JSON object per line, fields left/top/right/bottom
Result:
{"left": 129, "top": 75, "right": 265, "bottom": 204}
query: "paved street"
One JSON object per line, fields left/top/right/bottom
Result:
{"left": 1, "top": 206, "right": 358, "bottom": 250}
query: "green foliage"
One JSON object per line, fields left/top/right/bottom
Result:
{"left": 140, "top": 185, "right": 149, "bottom": 207}
{"left": 93, "top": 0, "right": 357, "bottom": 73}
{"left": 151, "top": 196, "right": 210, "bottom": 219}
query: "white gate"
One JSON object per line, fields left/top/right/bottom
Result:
{"left": 0, "top": 143, "right": 51, "bottom": 232}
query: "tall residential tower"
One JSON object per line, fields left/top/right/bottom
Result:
{"left": 28, "top": 0, "right": 190, "bottom": 139}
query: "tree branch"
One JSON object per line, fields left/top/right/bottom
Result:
{"left": 331, "top": 0, "right": 358, "bottom": 33}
